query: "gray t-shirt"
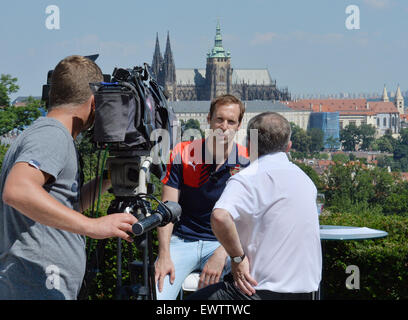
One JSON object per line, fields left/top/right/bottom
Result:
{"left": 0, "top": 117, "right": 86, "bottom": 299}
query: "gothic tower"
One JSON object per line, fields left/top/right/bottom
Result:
{"left": 382, "top": 84, "right": 389, "bottom": 102}
{"left": 151, "top": 32, "right": 163, "bottom": 82}
{"left": 162, "top": 32, "right": 177, "bottom": 100}
{"left": 205, "top": 22, "right": 232, "bottom": 100}
{"left": 395, "top": 84, "right": 405, "bottom": 114}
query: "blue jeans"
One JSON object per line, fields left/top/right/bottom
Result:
{"left": 155, "top": 235, "right": 231, "bottom": 300}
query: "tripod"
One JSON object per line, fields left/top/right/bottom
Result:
{"left": 82, "top": 156, "right": 158, "bottom": 300}
{"left": 108, "top": 196, "right": 157, "bottom": 300}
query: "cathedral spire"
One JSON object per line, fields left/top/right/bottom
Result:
{"left": 382, "top": 84, "right": 389, "bottom": 102}
{"left": 395, "top": 84, "right": 405, "bottom": 114}
{"left": 208, "top": 21, "right": 231, "bottom": 59}
{"left": 396, "top": 84, "right": 403, "bottom": 100}
{"left": 163, "top": 31, "right": 176, "bottom": 85}
{"left": 164, "top": 31, "right": 173, "bottom": 58}
{"left": 214, "top": 20, "right": 223, "bottom": 48}
{"left": 151, "top": 32, "right": 163, "bottom": 79}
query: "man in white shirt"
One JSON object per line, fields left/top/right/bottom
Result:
{"left": 187, "top": 112, "right": 322, "bottom": 300}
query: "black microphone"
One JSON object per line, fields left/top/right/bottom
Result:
{"left": 132, "top": 201, "right": 181, "bottom": 236}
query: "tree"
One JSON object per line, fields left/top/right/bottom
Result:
{"left": 393, "top": 144, "right": 408, "bottom": 161}
{"left": 0, "top": 108, "right": 18, "bottom": 135}
{"left": 375, "top": 135, "right": 395, "bottom": 153}
{"left": 0, "top": 74, "right": 19, "bottom": 107}
{"left": 308, "top": 128, "right": 324, "bottom": 153}
{"left": 340, "top": 123, "right": 360, "bottom": 151}
{"left": 0, "top": 75, "right": 42, "bottom": 136}
{"left": 359, "top": 124, "right": 376, "bottom": 151}
{"left": 399, "top": 128, "right": 408, "bottom": 145}
{"left": 332, "top": 153, "right": 349, "bottom": 163}
{"left": 290, "top": 123, "right": 311, "bottom": 153}
{"left": 0, "top": 98, "right": 43, "bottom": 136}
{"left": 181, "top": 119, "right": 204, "bottom": 140}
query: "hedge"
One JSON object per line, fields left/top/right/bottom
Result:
{"left": 319, "top": 211, "right": 408, "bottom": 300}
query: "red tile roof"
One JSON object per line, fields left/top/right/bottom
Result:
{"left": 287, "top": 99, "right": 399, "bottom": 115}
{"left": 400, "top": 114, "right": 408, "bottom": 121}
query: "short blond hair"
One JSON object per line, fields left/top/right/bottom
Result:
{"left": 209, "top": 94, "right": 245, "bottom": 124}
{"left": 49, "top": 55, "right": 103, "bottom": 110}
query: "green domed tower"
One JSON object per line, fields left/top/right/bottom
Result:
{"left": 205, "top": 21, "right": 232, "bottom": 100}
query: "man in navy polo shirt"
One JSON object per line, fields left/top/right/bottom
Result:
{"left": 154, "top": 94, "right": 249, "bottom": 300}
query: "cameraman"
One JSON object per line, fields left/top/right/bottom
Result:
{"left": 0, "top": 55, "right": 137, "bottom": 300}
{"left": 155, "top": 94, "right": 249, "bottom": 299}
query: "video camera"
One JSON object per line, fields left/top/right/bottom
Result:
{"left": 89, "top": 61, "right": 178, "bottom": 197}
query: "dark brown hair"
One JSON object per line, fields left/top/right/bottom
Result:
{"left": 48, "top": 55, "right": 103, "bottom": 110}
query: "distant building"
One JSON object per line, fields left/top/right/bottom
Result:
{"left": 286, "top": 87, "right": 403, "bottom": 138}
{"left": 309, "top": 112, "right": 340, "bottom": 150}
{"left": 152, "top": 22, "right": 290, "bottom": 102}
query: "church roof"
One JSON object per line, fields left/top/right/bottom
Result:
{"left": 232, "top": 69, "right": 273, "bottom": 85}
{"left": 169, "top": 100, "right": 300, "bottom": 114}
{"left": 175, "top": 68, "right": 274, "bottom": 86}
{"left": 176, "top": 68, "right": 206, "bottom": 86}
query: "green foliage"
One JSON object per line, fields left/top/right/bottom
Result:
{"left": 290, "top": 123, "right": 324, "bottom": 154}
{"left": 331, "top": 153, "right": 349, "bottom": 163}
{"left": 323, "top": 162, "right": 406, "bottom": 216}
{"left": 308, "top": 128, "right": 324, "bottom": 152}
{"left": 0, "top": 74, "right": 42, "bottom": 135}
{"left": 0, "top": 74, "right": 19, "bottom": 107}
{"left": 340, "top": 123, "right": 376, "bottom": 151}
{"left": 340, "top": 123, "right": 360, "bottom": 151}
{"left": 319, "top": 211, "right": 408, "bottom": 300}
{"left": 181, "top": 119, "right": 204, "bottom": 140}
{"left": 0, "top": 98, "right": 43, "bottom": 136}
{"left": 290, "top": 123, "right": 312, "bottom": 153}
{"left": 374, "top": 134, "right": 395, "bottom": 153}
{"left": 358, "top": 124, "right": 376, "bottom": 151}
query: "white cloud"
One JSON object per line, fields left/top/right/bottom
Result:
{"left": 289, "top": 31, "right": 345, "bottom": 45}
{"left": 363, "top": 0, "right": 393, "bottom": 9}
{"left": 250, "top": 32, "right": 278, "bottom": 45}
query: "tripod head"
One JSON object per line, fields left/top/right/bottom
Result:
{"left": 105, "top": 155, "right": 181, "bottom": 233}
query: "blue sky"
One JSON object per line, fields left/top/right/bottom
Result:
{"left": 1, "top": 0, "right": 407, "bottom": 101}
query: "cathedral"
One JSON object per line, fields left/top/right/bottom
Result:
{"left": 151, "top": 22, "right": 291, "bottom": 102}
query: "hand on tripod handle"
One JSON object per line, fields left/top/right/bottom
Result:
{"left": 86, "top": 213, "right": 138, "bottom": 242}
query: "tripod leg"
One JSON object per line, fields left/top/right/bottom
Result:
{"left": 147, "top": 231, "right": 157, "bottom": 300}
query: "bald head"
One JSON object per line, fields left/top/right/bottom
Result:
{"left": 247, "top": 112, "right": 292, "bottom": 156}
